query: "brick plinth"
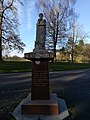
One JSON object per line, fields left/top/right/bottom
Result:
{"left": 21, "top": 93, "right": 58, "bottom": 115}
{"left": 31, "top": 61, "right": 50, "bottom": 100}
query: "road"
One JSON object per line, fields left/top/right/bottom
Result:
{"left": 0, "top": 69, "right": 90, "bottom": 120}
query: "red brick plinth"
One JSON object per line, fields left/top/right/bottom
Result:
{"left": 21, "top": 93, "right": 58, "bottom": 115}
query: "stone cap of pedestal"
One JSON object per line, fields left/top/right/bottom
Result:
{"left": 24, "top": 50, "right": 54, "bottom": 61}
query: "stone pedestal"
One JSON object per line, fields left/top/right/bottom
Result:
{"left": 21, "top": 51, "right": 59, "bottom": 115}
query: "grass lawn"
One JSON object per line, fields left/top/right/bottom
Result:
{"left": 49, "top": 62, "right": 90, "bottom": 71}
{"left": 0, "top": 61, "right": 90, "bottom": 73}
{"left": 0, "top": 61, "right": 32, "bottom": 73}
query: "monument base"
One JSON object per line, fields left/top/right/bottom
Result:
{"left": 21, "top": 93, "right": 58, "bottom": 115}
{"left": 12, "top": 93, "right": 69, "bottom": 120}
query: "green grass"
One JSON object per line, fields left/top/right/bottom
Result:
{"left": 0, "top": 61, "right": 90, "bottom": 73}
{"left": 49, "top": 62, "right": 90, "bottom": 71}
{"left": 0, "top": 61, "right": 32, "bottom": 73}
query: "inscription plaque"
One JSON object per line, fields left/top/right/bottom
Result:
{"left": 31, "top": 61, "right": 50, "bottom": 100}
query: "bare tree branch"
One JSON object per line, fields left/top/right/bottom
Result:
{"left": 0, "top": 0, "right": 26, "bottom": 60}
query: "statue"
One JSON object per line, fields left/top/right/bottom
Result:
{"left": 34, "top": 13, "right": 46, "bottom": 50}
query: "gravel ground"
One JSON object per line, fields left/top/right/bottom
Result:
{"left": 0, "top": 69, "right": 90, "bottom": 120}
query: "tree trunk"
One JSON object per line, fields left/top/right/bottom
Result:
{"left": 0, "top": 41, "right": 2, "bottom": 61}
{"left": 0, "top": 21, "right": 2, "bottom": 61}
{"left": 0, "top": 1, "right": 4, "bottom": 61}
{"left": 53, "top": 41, "right": 56, "bottom": 62}
{"left": 71, "top": 48, "right": 74, "bottom": 63}
{"left": 54, "top": 45, "right": 56, "bottom": 58}
{"left": 71, "top": 53, "right": 73, "bottom": 63}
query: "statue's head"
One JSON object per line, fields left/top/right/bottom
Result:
{"left": 39, "top": 13, "right": 43, "bottom": 20}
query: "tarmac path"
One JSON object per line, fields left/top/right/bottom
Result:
{"left": 0, "top": 69, "right": 90, "bottom": 120}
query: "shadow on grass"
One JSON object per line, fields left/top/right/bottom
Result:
{"left": 50, "top": 69, "right": 90, "bottom": 120}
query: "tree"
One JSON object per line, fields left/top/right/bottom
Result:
{"left": 56, "top": 47, "right": 69, "bottom": 61}
{"left": 74, "top": 40, "right": 85, "bottom": 62}
{"left": 83, "top": 44, "right": 90, "bottom": 62}
{"left": 75, "top": 39, "right": 84, "bottom": 54}
{"left": 67, "top": 17, "right": 89, "bottom": 63}
{"left": 37, "top": 0, "right": 77, "bottom": 59}
{"left": 0, "top": 0, "right": 25, "bottom": 60}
